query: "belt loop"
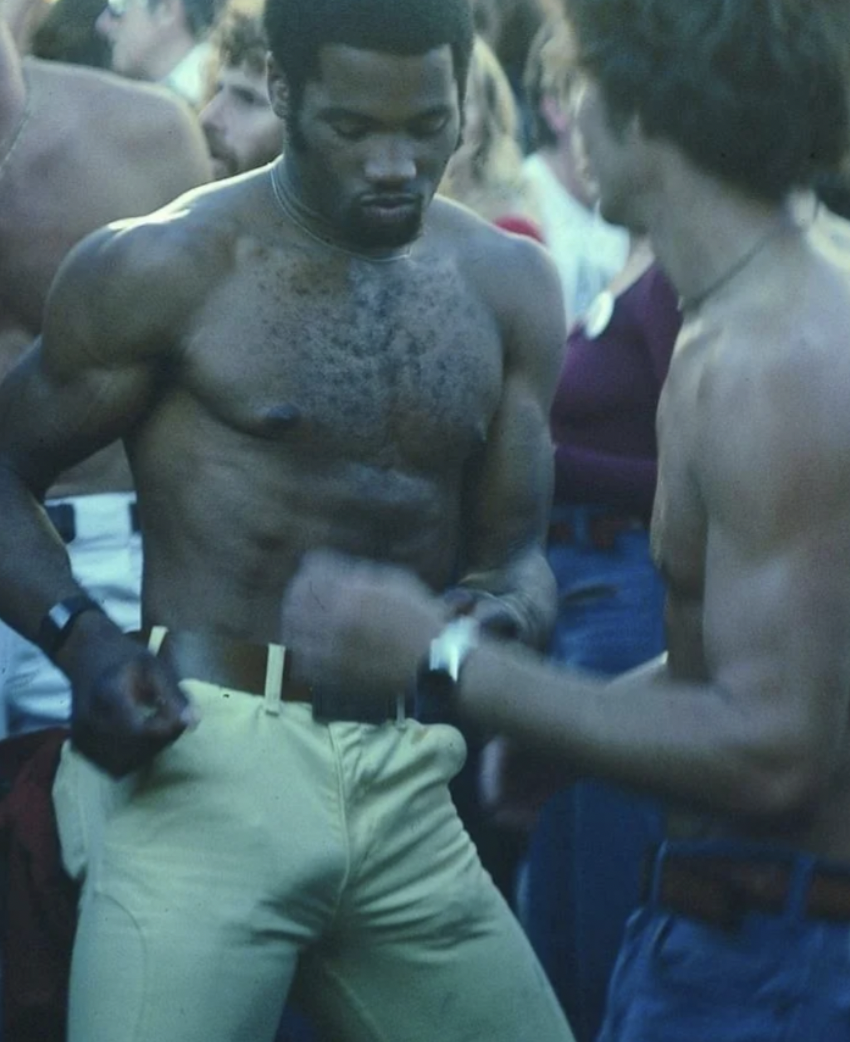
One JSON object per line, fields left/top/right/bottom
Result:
{"left": 148, "top": 626, "right": 168, "bottom": 656}
{"left": 264, "top": 644, "right": 285, "bottom": 715}
{"left": 394, "top": 691, "right": 406, "bottom": 729}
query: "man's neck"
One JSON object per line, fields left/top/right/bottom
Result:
{"left": 273, "top": 158, "right": 416, "bottom": 263}
{"left": 646, "top": 165, "right": 795, "bottom": 312}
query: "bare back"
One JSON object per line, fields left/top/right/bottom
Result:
{"left": 653, "top": 205, "right": 850, "bottom": 857}
{"left": 0, "top": 47, "right": 211, "bottom": 495}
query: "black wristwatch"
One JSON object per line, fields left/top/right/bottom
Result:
{"left": 37, "top": 594, "right": 106, "bottom": 660}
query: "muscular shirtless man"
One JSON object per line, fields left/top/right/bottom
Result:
{"left": 0, "top": 0, "right": 573, "bottom": 1039}
{"left": 281, "top": 3, "right": 850, "bottom": 1039}
{"left": 0, "top": 19, "right": 210, "bottom": 735}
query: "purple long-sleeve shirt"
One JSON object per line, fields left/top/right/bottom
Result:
{"left": 551, "top": 263, "right": 681, "bottom": 519}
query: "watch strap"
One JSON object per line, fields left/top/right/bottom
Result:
{"left": 37, "top": 594, "right": 105, "bottom": 660}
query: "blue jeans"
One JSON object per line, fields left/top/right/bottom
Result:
{"left": 599, "top": 840, "right": 850, "bottom": 1041}
{"left": 524, "top": 507, "right": 666, "bottom": 1042}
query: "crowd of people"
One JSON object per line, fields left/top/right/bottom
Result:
{"left": 1, "top": 0, "right": 850, "bottom": 1040}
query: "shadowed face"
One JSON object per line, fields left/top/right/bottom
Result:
{"left": 574, "top": 74, "right": 645, "bottom": 230}
{"left": 274, "top": 43, "right": 462, "bottom": 249}
{"left": 201, "top": 61, "right": 284, "bottom": 179}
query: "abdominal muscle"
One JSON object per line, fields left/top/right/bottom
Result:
{"left": 664, "top": 591, "right": 850, "bottom": 861}
{"left": 135, "top": 450, "right": 464, "bottom": 645}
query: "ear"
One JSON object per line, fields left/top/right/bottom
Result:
{"left": 266, "top": 54, "right": 289, "bottom": 121}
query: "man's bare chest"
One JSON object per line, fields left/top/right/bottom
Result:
{"left": 181, "top": 258, "right": 505, "bottom": 468}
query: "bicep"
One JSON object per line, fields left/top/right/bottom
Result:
{"left": 0, "top": 337, "right": 155, "bottom": 495}
{"left": 466, "top": 248, "right": 566, "bottom": 564}
{"left": 0, "top": 242, "right": 162, "bottom": 493}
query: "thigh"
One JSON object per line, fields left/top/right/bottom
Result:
{"left": 68, "top": 872, "right": 297, "bottom": 1042}
{"left": 305, "top": 871, "right": 574, "bottom": 1042}
{"left": 302, "top": 721, "right": 574, "bottom": 1042}
{"left": 59, "top": 693, "right": 350, "bottom": 1042}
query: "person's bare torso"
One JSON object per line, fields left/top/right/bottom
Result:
{"left": 123, "top": 176, "right": 509, "bottom": 641}
{"left": 652, "top": 206, "right": 850, "bottom": 859}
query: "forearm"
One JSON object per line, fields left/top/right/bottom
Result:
{"left": 455, "top": 639, "right": 810, "bottom": 822}
{"left": 0, "top": 461, "right": 85, "bottom": 640}
{"left": 457, "top": 546, "right": 556, "bottom": 648}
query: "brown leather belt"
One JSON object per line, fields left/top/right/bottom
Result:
{"left": 648, "top": 853, "right": 850, "bottom": 929}
{"left": 131, "top": 627, "right": 402, "bottom": 723}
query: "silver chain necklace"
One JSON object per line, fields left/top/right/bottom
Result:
{"left": 268, "top": 162, "right": 414, "bottom": 264}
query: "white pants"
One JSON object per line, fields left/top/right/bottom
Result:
{"left": 0, "top": 492, "right": 142, "bottom": 736}
{"left": 54, "top": 690, "right": 575, "bottom": 1042}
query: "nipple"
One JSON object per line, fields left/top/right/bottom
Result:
{"left": 260, "top": 404, "right": 302, "bottom": 434}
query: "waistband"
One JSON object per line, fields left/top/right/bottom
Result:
{"left": 46, "top": 493, "right": 139, "bottom": 544}
{"left": 548, "top": 504, "right": 645, "bottom": 550}
{"left": 644, "top": 840, "right": 850, "bottom": 929}
{"left": 132, "top": 627, "right": 406, "bottom": 725}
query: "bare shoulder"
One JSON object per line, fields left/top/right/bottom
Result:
{"left": 695, "top": 219, "right": 850, "bottom": 537}
{"left": 30, "top": 58, "right": 194, "bottom": 133}
{"left": 430, "top": 195, "right": 558, "bottom": 295}
{"left": 27, "top": 58, "right": 211, "bottom": 186}
{"left": 428, "top": 196, "right": 565, "bottom": 378}
{"left": 43, "top": 177, "right": 252, "bottom": 372}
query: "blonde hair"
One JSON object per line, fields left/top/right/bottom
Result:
{"left": 440, "top": 36, "right": 535, "bottom": 223}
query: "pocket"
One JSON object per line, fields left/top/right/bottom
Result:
{"left": 646, "top": 913, "right": 801, "bottom": 1040}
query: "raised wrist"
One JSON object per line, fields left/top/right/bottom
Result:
{"left": 417, "top": 616, "right": 480, "bottom": 709}
{"left": 52, "top": 603, "right": 122, "bottom": 677}
{"left": 37, "top": 594, "right": 106, "bottom": 661}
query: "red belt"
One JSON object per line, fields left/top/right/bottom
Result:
{"left": 647, "top": 853, "right": 850, "bottom": 929}
{"left": 131, "top": 628, "right": 401, "bottom": 722}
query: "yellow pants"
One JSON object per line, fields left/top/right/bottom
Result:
{"left": 54, "top": 681, "right": 574, "bottom": 1042}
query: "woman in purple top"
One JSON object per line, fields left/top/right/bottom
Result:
{"left": 524, "top": 242, "right": 681, "bottom": 1042}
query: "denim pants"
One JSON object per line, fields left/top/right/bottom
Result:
{"left": 599, "top": 840, "right": 850, "bottom": 1041}
{"left": 524, "top": 506, "right": 666, "bottom": 1042}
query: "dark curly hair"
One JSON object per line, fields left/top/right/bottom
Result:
{"left": 263, "top": 0, "right": 474, "bottom": 116}
{"left": 562, "top": 0, "right": 850, "bottom": 201}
